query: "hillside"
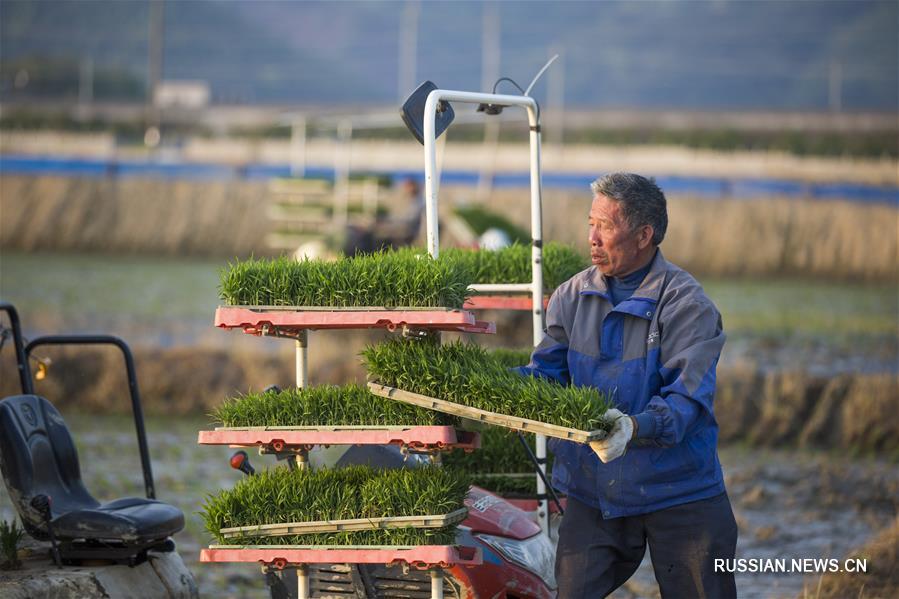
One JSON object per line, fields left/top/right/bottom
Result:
{"left": 1, "top": 0, "right": 896, "bottom": 110}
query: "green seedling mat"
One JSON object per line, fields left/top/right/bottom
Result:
{"left": 220, "top": 508, "right": 469, "bottom": 539}
{"left": 368, "top": 382, "right": 608, "bottom": 443}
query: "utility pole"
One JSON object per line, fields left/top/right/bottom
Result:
{"left": 828, "top": 60, "right": 842, "bottom": 113}
{"left": 398, "top": 1, "right": 420, "bottom": 102}
{"left": 77, "top": 57, "right": 94, "bottom": 121}
{"left": 477, "top": 2, "right": 501, "bottom": 202}
{"left": 146, "top": 0, "right": 165, "bottom": 144}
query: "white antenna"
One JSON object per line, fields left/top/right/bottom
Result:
{"left": 525, "top": 53, "right": 559, "bottom": 96}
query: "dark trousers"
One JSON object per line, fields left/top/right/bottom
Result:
{"left": 555, "top": 493, "right": 738, "bottom": 599}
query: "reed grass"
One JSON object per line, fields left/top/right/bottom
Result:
{"left": 201, "top": 465, "right": 469, "bottom": 546}
{"left": 363, "top": 338, "right": 613, "bottom": 432}
{"left": 211, "top": 384, "right": 456, "bottom": 427}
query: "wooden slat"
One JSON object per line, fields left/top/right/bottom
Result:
{"left": 367, "top": 382, "right": 607, "bottom": 443}
{"left": 220, "top": 508, "right": 468, "bottom": 539}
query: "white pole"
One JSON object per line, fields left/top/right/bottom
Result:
{"left": 295, "top": 330, "right": 308, "bottom": 389}
{"left": 423, "top": 92, "right": 441, "bottom": 258}
{"left": 526, "top": 103, "right": 549, "bottom": 536}
{"left": 297, "top": 564, "right": 310, "bottom": 599}
{"left": 430, "top": 569, "right": 444, "bottom": 599}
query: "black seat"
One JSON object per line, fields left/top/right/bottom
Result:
{"left": 0, "top": 394, "right": 184, "bottom": 562}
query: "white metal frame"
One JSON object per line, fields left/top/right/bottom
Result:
{"left": 421, "top": 89, "right": 550, "bottom": 535}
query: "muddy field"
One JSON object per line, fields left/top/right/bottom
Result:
{"left": 0, "top": 413, "right": 895, "bottom": 598}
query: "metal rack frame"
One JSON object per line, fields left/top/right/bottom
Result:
{"left": 421, "top": 88, "right": 552, "bottom": 534}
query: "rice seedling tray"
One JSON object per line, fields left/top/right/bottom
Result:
{"left": 215, "top": 306, "right": 495, "bottom": 334}
{"left": 219, "top": 507, "right": 469, "bottom": 539}
{"left": 197, "top": 425, "right": 479, "bottom": 452}
{"left": 367, "top": 382, "right": 609, "bottom": 444}
{"left": 200, "top": 544, "right": 481, "bottom": 569}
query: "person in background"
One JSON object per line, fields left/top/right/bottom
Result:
{"left": 518, "top": 172, "right": 737, "bottom": 598}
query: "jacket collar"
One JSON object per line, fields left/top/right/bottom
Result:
{"left": 579, "top": 249, "right": 669, "bottom": 308}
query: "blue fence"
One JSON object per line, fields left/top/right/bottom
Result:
{"left": 1, "top": 154, "right": 896, "bottom": 205}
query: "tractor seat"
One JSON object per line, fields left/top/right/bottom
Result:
{"left": 0, "top": 394, "right": 184, "bottom": 550}
{"left": 51, "top": 496, "right": 184, "bottom": 545}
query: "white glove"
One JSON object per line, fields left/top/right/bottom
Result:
{"left": 589, "top": 409, "right": 634, "bottom": 463}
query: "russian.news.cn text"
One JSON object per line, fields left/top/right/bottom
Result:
{"left": 714, "top": 558, "right": 867, "bottom": 574}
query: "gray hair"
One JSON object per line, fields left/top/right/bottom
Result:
{"left": 590, "top": 172, "right": 668, "bottom": 246}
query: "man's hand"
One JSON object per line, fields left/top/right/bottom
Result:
{"left": 589, "top": 409, "right": 635, "bottom": 463}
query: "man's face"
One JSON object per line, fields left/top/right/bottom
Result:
{"left": 588, "top": 194, "right": 651, "bottom": 277}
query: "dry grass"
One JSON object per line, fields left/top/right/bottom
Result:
{"left": 803, "top": 516, "right": 899, "bottom": 599}
{"left": 2, "top": 175, "right": 896, "bottom": 281}
{"left": 477, "top": 188, "right": 898, "bottom": 282}
{"left": 0, "top": 175, "right": 271, "bottom": 257}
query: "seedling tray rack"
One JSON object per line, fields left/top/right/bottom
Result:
{"left": 198, "top": 425, "right": 479, "bottom": 453}
{"left": 368, "top": 382, "right": 608, "bottom": 444}
{"left": 207, "top": 301, "right": 493, "bottom": 599}
{"left": 215, "top": 305, "right": 495, "bottom": 335}
{"left": 201, "top": 544, "right": 481, "bottom": 597}
{"left": 201, "top": 544, "right": 480, "bottom": 569}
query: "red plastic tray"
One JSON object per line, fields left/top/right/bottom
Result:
{"left": 464, "top": 296, "right": 549, "bottom": 311}
{"left": 197, "top": 426, "right": 479, "bottom": 452}
{"left": 215, "top": 306, "right": 495, "bottom": 334}
{"left": 200, "top": 545, "right": 481, "bottom": 570}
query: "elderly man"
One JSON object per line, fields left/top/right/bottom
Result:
{"left": 519, "top": 173, "right": 737, "bottom": 598}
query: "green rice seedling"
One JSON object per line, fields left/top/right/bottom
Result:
{"left": 219, "top": 248, "right": 473, "bottom": 308}
{"left": 219, "top": 243, "right": 585, "bottom": 308}
{"left": 443, "top": 426, "right": 555, "bottom": 496}
{"left": 442, "top": 242, "right": 587, "bottom": 290}
{"left": 444, "top": 426, "right": 552, "bottom": 475}
{"left": 211, "top": 384, "right": 456, "bottom": 428}
{"left": 362, "top": 338, "right": 613, "bottom": 433}
{"left": 0, "top": 519, "right": 24, "bottom": 570}
{"left": 201, "top": 465, "right": 469, "bottom": 546}
{"left": 489, "top": 348, "right": 533, "bottom": 369}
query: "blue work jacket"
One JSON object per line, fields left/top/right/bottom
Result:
{"left": 517, "top": 250, "right": 727, "bottom": 518}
